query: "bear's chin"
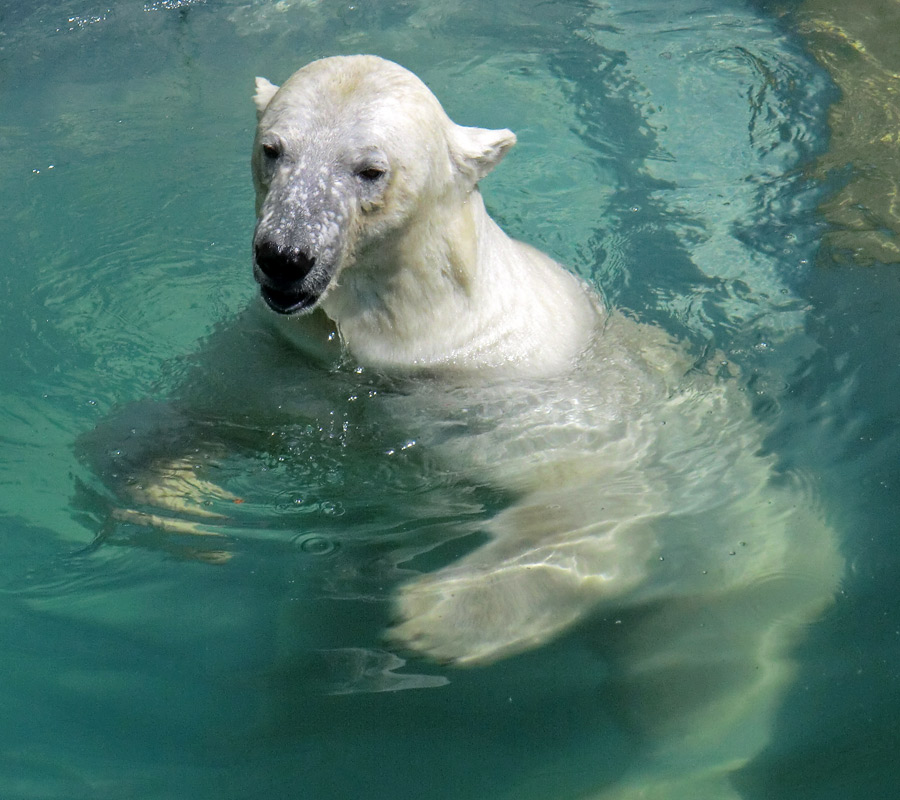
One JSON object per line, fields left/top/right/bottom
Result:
{"left": 259, "top": 285, "right": 319, "bottom": 315}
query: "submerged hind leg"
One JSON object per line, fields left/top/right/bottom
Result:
{"left": 592, "top": 495, "right": 841, "bottom": 799}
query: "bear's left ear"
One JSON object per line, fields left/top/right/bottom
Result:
{"left": 253, "top": 77, "right": 280, "bottom": 118}
{"left": 451, "top": 124, "right": 517, "bottom": 184}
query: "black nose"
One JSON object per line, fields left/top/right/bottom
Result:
{"left": 254, "top": 240, "right": 316, "bottom": 284}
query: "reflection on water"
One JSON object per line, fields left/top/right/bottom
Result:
{"left": 784, "top": 0, "right": 900, "bottom": 264}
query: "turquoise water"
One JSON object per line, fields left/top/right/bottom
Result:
{"left": 1, "top": 0, "right": 899, "bottom": 797}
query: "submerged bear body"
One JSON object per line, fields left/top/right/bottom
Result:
{"left": 86, "top": 55, "right": 841, "bottom": 798}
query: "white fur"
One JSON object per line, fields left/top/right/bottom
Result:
{"left": 249, "top": 55, "right": 841, "bottom": 796}
{"left": 252, "top": 55, "right": 600, "bottom": 377}
{"left": 253, "top": 76, "right": 279, "bottom": 117}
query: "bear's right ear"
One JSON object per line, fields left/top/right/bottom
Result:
{"left": 451, "top": 124, "right": 517, "bottom": 185}
{"left": 253, "top": 77, "right": 280, "bottom": 118}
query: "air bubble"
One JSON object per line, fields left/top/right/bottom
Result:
{"left": 321, "top": 501, "right": 344, "bottom": 516}
{"left": 293, "top": 534, "right": 337, "bottom": 555}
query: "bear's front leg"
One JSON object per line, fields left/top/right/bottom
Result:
{"left": 77, "top": 304, "right": 340, "bottom": 538}
{"left": 387, "top": 484, "right": 661, "bottom": 665}
{"left": 77, "top": 396, "right": 245, "bottom": 538}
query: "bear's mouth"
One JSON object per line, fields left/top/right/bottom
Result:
{"left": 259, "top": 284, "right": 319, "bottom": 315}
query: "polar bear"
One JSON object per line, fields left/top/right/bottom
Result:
{"left": 249, "top": 56, "right": 599, "bottom": 377}
{"left": 87, "top": 56, "right": 841, "bottom": 798}
{"left": 242, "top": 56, "right": 842, "bottom": 793}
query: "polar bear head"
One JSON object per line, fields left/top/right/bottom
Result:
{"left": 250, "top": 55, "right": 516, "bottom": 315}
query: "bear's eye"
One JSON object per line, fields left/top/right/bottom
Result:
{"left": 357, "top": 166, "right": 386, "bottom": 182}
{"left": 261, "top": 142, "right": 281, "bottom": 160}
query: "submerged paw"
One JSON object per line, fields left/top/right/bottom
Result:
{"left": 387, "top": 563, "right": 588, "bottom": 666}
{"left": 387, "top": 578, "right": 512, "bottom": 666}
{"left": 127, "top": 457, "right": 241, "bottom": 519}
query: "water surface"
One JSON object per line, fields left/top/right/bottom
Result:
{"left": 1, "top": 1, "right": 899, "bottom": 798}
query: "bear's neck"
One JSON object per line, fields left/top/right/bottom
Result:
{"left": 320, "top": 191, "right": 599, "bottom": 378}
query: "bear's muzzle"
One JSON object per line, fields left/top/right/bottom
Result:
{"left": 253, "top": 239, "right": 320, "bottom": 314}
